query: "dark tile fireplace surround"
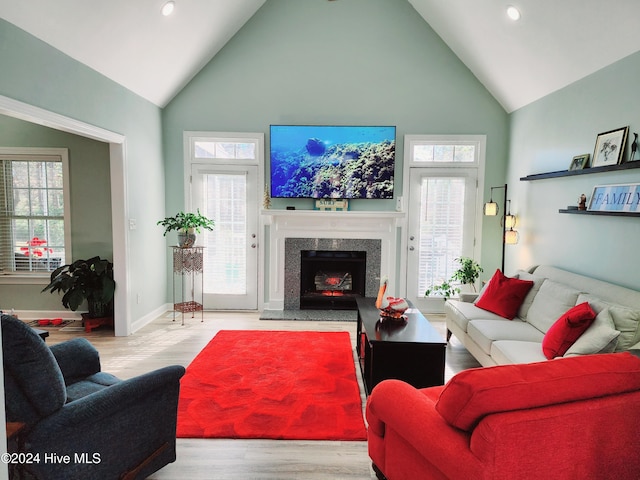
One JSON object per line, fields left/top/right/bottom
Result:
{"left": 284, "top": 238, "right": 382, "bottom": 310}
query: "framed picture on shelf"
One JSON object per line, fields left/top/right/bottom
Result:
{"left": 588, "top": 183, "right": 640, "bottom": 214}
{"left": 592, "top": 126, "right": 628, "bottom": 167}
{"left": 568, "top": 154, "right": 590, "bottom": 171}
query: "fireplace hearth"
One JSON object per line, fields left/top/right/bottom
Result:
{"left": 300, "top": 250, "right": 366, "bottom": 310}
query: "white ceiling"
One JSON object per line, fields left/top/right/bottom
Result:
{"left": 410, "top": 0, "right": 640, "bottom": 112}
{"left": 0, "top": 0, "right": 266, "bottom": 107}
{"left": 2, "top": 0, "right": 640, "bottom": 111}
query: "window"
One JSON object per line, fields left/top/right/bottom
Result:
{"left": 0, "top": 148, "right": 70, "bottom": 275}
{"left": 416, "top": 176, "right": 468, "bottom": 295}
{"left": 412, "top": 142, "right": 477, "bottom": 163}
{"left": 193, "top": 140, "right": 256, "bottom": 160}
{"left": 405, "top": 135, "right": 485, "bottom": 310}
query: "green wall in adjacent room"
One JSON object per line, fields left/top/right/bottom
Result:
{"left": 162, "top": 0, "right": 511, "bottom": 285}
{"left": 0, "top": 115, "right": 113, "bottom": 310}
{"left": 507, "top": 51, "right": 640, "bottom": 290}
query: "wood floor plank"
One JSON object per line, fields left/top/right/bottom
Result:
{"left": 39, "top": 311, "right": 479, "bottom": 479}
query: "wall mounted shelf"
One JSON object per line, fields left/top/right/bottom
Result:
{"left": 558, "top": 209, "right": 639, "bottom": 217}
{"left": 521, "top": 161, "right": 640, "bottom": 181}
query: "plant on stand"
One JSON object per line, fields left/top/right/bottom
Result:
{"left": 157, "top": 209, "right": 215, "bottom": 247}
{"left": 425, "top": 257, "right": 483, "bottom": 300}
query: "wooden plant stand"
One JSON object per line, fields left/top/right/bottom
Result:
{"left": 81, "top": 313, "right": 114, "bottom": 333}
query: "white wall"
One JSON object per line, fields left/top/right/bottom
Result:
{"left": 507, "top": 51, "right": 640, "bottom": 290}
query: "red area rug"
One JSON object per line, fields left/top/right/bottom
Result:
{"left": 176, "top": 330, "right": 367, "bottom": 440}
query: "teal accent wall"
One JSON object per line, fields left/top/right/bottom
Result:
{"left": 163, "top": 0, "right": 510, "bottom": 280}
{"left": 507, "top": 51, "right": 640, "bottom": 290}
{"left": 0, "top": 115, "right": 112, "bottom": 310}
{"left": 0, "top": 18, "right": 167, "bottom": 321}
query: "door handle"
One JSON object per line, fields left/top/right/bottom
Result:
{"left": 251, "top": 243, "right": 257, "bottom": 249}
{"left": 409, "top": 246, "right": 415, "bottom": 251}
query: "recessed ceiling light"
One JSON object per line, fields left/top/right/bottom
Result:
{"left": 161, "top": 1, "right": 175, "bottom": 16}
{"left": 506, "top": 5, "right": 521, "bottom": 21}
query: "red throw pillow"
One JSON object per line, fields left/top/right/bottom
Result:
{"left": 474, "top": 269, "right": 534, "bottom": 319}
{"left": 542, "top": 302, "right": 597, "bottom": 359}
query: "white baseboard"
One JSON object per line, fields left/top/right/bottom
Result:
{"left": 130, "top": 304, "right": 171, "bottom": 333}
{"left": 263, "top": 300, "right": 284, "bottom": 311}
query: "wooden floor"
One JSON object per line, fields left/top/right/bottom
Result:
{"left": 42, "top": 311, "right": 480, "bottom": 480}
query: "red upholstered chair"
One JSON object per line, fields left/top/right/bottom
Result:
{"left": 366, "top": 353, "right": 640, "bottom": 480}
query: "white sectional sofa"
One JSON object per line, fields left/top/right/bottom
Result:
{"left": 445, "top": 265, "right": 640, "bottom": 366}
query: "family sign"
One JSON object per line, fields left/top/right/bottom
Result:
{"left": 588, "top": 183, "right": 640, "bottom": 214}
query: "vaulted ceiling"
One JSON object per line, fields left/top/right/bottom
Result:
{"left": 2, "top": 0, "right": 640, "bottom": 112}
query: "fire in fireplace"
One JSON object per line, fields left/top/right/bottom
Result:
{"left": 315, "top": 272, "right": 352, "bottom": 296}
{"left": 300, "top": 250, "right": 366, "bottom": 310}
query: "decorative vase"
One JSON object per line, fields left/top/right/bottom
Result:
{"left": 177, "top": 229, "right": 196, "bottom": 248}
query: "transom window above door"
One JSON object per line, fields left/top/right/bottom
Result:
{"left": 193, "top": 141, "right": 256, "bottom": 160}
{"left": 410, "top": 141, "right": 479, "bottom": 165}
{"left": 188, "top": 134, "right": 260, "bottom": 164}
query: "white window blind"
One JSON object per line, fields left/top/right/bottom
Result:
{"left": 0, "top": 149, "right": 69, "bottom": 275}
{"left": 417, "top": 177, "right": 466, "bottom": 294}
{"left": 201, "top": 172, "right": 247, "bottom": 295}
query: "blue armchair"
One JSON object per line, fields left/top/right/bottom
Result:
{"left": 2, "top": 314, "right": 185, "bottom": 480}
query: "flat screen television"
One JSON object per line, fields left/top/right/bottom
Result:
{"left": 270, "top": 125, "right": 395, "bottom": 199}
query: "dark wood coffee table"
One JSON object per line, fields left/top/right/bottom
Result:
{"left": 356, "top": 297, "right": 446, "bottom": 394}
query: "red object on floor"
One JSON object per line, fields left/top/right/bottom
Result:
{"left": 81, "top": 313, "right": 113, "bottom": 333}
{"left": 176, "top": 330, "right": 367, "bottom": 440}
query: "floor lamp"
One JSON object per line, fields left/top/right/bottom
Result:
{"left": 484, "top": 183, "right": 508, "bottom": 272}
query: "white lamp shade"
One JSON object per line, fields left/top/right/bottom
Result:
{"left": 505, "top": 229, "right": 519, "bottom": 245}
{"left": 504, "top": 214, "right": 517, "bottom": 229}
{"left": 484, "top": 201, "right": 499, "bottom": 216}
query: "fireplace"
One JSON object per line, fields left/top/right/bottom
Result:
{"left": 299, "top": 250, "right": 366, "bottom": 310}
{"left": 282, "top": 237, "right": 382, "bottom": 311}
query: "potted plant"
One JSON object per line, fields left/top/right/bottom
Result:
{"left": 41, "top": 256, "right": 116, "bottom": 318}
{"left": 157, "top": 209, "right": 215, "bottom": 247}
{"left": 425, "top": 257, "right": 483, "bottom": 299}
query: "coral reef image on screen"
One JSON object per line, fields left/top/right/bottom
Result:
{"left": 270, "top": 125, "right": 395, "bottom": 199}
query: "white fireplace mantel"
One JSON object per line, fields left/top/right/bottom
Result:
{"left": 261, "top": 209, "right": 405, "bottom": 310}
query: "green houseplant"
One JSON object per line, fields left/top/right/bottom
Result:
{"left": 425, "top": 257, "right": 483, "bottom": 299}
{"left": 157, "top": 209, "right": 215, "bottom": 247}
{"left": 42, "top": 256, "right": 116, "bottom": 318}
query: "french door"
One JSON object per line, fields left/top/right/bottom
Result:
{"left": 404, "top": 136, "right": 484, "bottom": 313}
{"left": 191, "top": 164, "right": 259, "bottom": 310}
